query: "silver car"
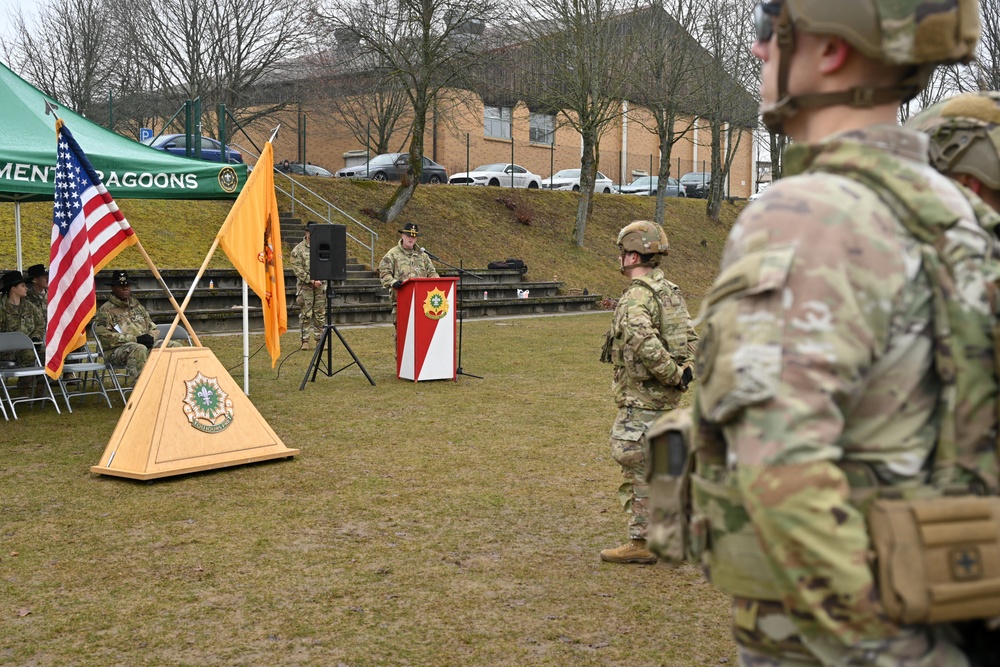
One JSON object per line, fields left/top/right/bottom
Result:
{"left": 617, "top": 176, "right": 685, "bottom": 197}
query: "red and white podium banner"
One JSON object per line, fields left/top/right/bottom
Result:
{"left": 396, "top": 277, "right": 458, "bottom": 381}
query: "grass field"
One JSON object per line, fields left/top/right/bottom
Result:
{"left": 1, "top": 314, "right": 736, "bottom": 666}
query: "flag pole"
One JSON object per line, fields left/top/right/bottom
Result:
{"left": 161, "top": 235, "right": 222, "bottom": 349}
{"left": 130, "top": 238, "right": 204, "bottom": 348}
{"left": 242, "top": 279, "right": 250, "bottom": 395}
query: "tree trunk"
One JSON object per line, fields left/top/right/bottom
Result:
{"left": 769, "top": 130, "right": 786, "bottom": 183}
{"left": 379, "top": 101, "right": 427, "bottom": 224}
{"left": 705, "top": 120, "right": 724, "bottom": 221}
{"left": 574, "top": 135, "right": 598, "bottom": 246}
{"left": 654, "top": 109, "right": 676, "bottom": 226}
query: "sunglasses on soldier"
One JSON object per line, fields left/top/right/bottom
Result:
{"left": 754, "top": 1, "right": 783, "bottom": 43}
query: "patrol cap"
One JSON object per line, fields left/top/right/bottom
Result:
{"left": 1, "top": 270, "right": 27, "bottom": 294}
{"left": 907, "top": 91, "right": 1000, "bottom": 191}
{"left": 26, "top": 264, "right": 48, "bottom": 281}
{"left": 399, "top": 222, "right": 420, "bottom": 237}
{"left": 106, "top": 270, "right": 131, "bottom": 287}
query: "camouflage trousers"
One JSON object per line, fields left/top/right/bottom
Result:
{"left": 609, "top": 406, "right": 664, "bottom": 540}
{"left": 733, "top": 597, "right": 971, "bottom": 667}
{"left": 108, "top": 341, "right": 181, "bottom": 381}
{"left": 297, "top": 285, "right": 327, "bottom": 342}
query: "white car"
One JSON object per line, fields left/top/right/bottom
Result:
{"left": 542, "top": 169, "right": 614, "bottom": 193}
{"left": 449, "top": 163, "right": 542, "bottom": 188}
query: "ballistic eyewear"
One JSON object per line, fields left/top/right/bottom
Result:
{"left": 754, "top": 1, "right": 783, "bottom": 43}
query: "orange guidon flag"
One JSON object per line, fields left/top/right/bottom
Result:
{"left": 218, "top": 141, "right": 287, "bottom": 366}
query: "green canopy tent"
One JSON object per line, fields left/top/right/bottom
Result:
{"left": 0, "top": 61, "right": 247, "bottom": 269}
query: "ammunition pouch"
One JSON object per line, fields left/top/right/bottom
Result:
{"left": 645, "top": 409, "right": 691, "bottom": 562}
{"left": 868, "top": 496, "right": 1000, "bottom": 625}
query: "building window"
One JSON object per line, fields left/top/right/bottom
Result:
{"left": 484, "top": 105, "right": 512, "bottom": 139}
{"left": 529, "top": 113, "right": 554, "bottom": 145}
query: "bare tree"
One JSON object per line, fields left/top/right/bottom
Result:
{"left": 2, "top": 0, "right": 125, "bottom": 118}
{"left": 695, "top": 0, "right": 758, "bottom": 221}
{"left": 512, "top": 0, "right": 646, "bottom": 246}
{"left": 326, "top": 74, "right": 413, "bottom": 155}
{"left": 107, "top": 0, "right": 315, "bottom": 143}
{"left": 628, "top": 0, "right": 708, "bottom": 226}
{"left": 317, "top": 0, "right": 505, "bottom": 223}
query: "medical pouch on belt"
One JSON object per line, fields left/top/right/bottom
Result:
{"left": 687, "top": 245, "right": 796, "bottom": 601}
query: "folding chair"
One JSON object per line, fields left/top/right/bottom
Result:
{"left": 90, "top": 322, "right": 131, "bottom": 404}
{"left": 58, "top": 338, "right": 114, "bottom": 412}
{"left": 156, "top": 323, "right": 193, "bottom": 346}
{"left": 0, "top": 332, "right": 62, "bottom": 419}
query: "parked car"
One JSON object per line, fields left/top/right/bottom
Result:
{"left": 542, "top": 169, "right": 614, "bottom": 193}
{"left": 449, "top": 163, "right": 542, "bottom": 188}
{"left": 285, "top": 162, "right": 333, "bottom": 177}
{"left": 141, "top": 134, "right": 243, "bottom": 163}
{"left": 335, "top": 152, "right": 448, "bottom": 184}
{"left": 617, "top": 176, "right": 686, "bottom": 197}
{"left": 679, "top": 171, "right": 712, "bottom": 198}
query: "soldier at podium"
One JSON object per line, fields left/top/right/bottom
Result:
{"left": 378, "top": 222, "right": 438, "bottom": 290}
{"left": 378, "top": 223, "right": 439, "bottom": 353}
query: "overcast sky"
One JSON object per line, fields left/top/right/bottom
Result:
{"left": 0, "top": 0, "right": 43, "bottom": 49}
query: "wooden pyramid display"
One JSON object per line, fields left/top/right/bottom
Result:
{"left": 91, "top": 346, "right": 298, "bottom": 480}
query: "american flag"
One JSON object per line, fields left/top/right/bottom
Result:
{"left": 45, "top": 120, "right": 136, "bottom": 379}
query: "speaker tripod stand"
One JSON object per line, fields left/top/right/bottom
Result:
{"left": 300, "top": 280, "right": 375, "bottom": 390}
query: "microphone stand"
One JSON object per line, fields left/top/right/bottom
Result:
{"left": 422, "top": 248, "right": 484, "bottom": 380}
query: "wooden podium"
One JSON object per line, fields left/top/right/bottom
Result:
{"left": 91, "top": 346, "right": 299, "bottom": 480}
{"left": 396, "top": 277, "right": 458, "bottom": 381}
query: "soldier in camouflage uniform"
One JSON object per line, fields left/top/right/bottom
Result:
{"left": 686, "top": 1, "right": 992, "bottom": 665}
{"left": 908, "top": 90, "right": 1000, "bottom": 214}
{"left": 378, "top": 222, "right": 438, "bottom": 291}
{"left": 378, "top": 223, "right": 439, "bottom": 344}
{"left": 0, "top": 270, "right": 44, "bottom": 368}
{"left": 24, "top": 264, "right": 48, "bottom": 327}
{"left": 290, "top": 222, "right": 326, "bottom": 350}
{"left": 94, "top": 270, "right": 176, "bottom": 380}
{"left": 600, "top": 221, "right": 697, "bottom": 565}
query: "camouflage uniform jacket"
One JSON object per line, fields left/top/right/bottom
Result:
{"left": 0, "top": 295, "right": 44, "bottom": 342}
{"left": 378, "top": 242, "right": 438, "bottom": 289}
{"left": 94, "top": 294, "right": 157, "bottom": 351}
{"left": 610, "top": 268, "right": 697, "bottom": 411}
{"left": 290, "top": 238, "right": 324, "bottom": 292}
{"left": 690, "top": 125, "right": 999, "bottom": 659}
{"left": 24, "top": 290, "right": 47, "bottom": 326}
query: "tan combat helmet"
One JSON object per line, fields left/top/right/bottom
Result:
{"left": 906, "top": 91, "right": 1000, "bottom": 192}
{"left": 758, "top": 0, "right": 980, "bottom": 133}
{"left": 617, "top": 221, "right": 669, "bottom": 270}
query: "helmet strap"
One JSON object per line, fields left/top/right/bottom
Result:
{"left": 762, "top": 2, "right": 922, "bottom": 135}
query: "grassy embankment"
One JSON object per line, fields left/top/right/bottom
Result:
{"left": 1, "top": 177, "right": 740, "bottom": 311}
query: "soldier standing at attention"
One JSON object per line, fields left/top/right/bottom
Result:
{"left": 686, "top": 1, "right": 997, "bottom": 665}
{"left": 0, "top": 270, "right": 44, "bottom": 368}
{"left": 24, "top": 264, "right": 48, "bottom": 326}
{"left": 290, "top": 222, "right": 326, "bottom": 351}
{"left": 908, "top": 90, "right": 1000, "bottom": 214}
{"left": 599, "top": 221, "right": 696, "bottom": 565}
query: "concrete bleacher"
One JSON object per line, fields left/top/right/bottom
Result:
{"left": 84, "top": 260, "right": 601, "bottom": 335}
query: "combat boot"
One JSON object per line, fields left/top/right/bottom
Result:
{"left": 300, "top": 339, "right": 312, "bottom": 351}
{"left": 600, "top": 539, "right": 657, "bottom": 564}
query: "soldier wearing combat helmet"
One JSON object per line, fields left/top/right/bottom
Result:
{"left": 908, "top": 90, "right": 1000, "bottom": 213}
{"left": 598, "top": 221, "right": 697, "bottom": 565}
{"left": 685, "top": 0, "right": 997, "bottom": 665}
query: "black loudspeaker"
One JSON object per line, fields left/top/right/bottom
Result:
{"left": 309, "top": 224, "right": 347, "bottom": 281}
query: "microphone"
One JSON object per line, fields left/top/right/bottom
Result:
{"left": 421, "top": 247, "right": 440, "bottom": 261}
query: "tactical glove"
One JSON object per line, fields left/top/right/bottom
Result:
{"left": 391, "top": 280, "right": 404, "bottom": 290}
{"left": 136, "top": 333, "right": 155, "bottom": 348}
{"left": 680, "top": 365, "right": 694, "bottom": 389}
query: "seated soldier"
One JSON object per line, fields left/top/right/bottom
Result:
{"left": 24, "top": 264, "right": 48, "bottom": 327}
{"left": 93, "top": 270, "right": 180, "bottom": 381}
{"left": 0, "top": 270, "right": 44, "bottom": 368}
